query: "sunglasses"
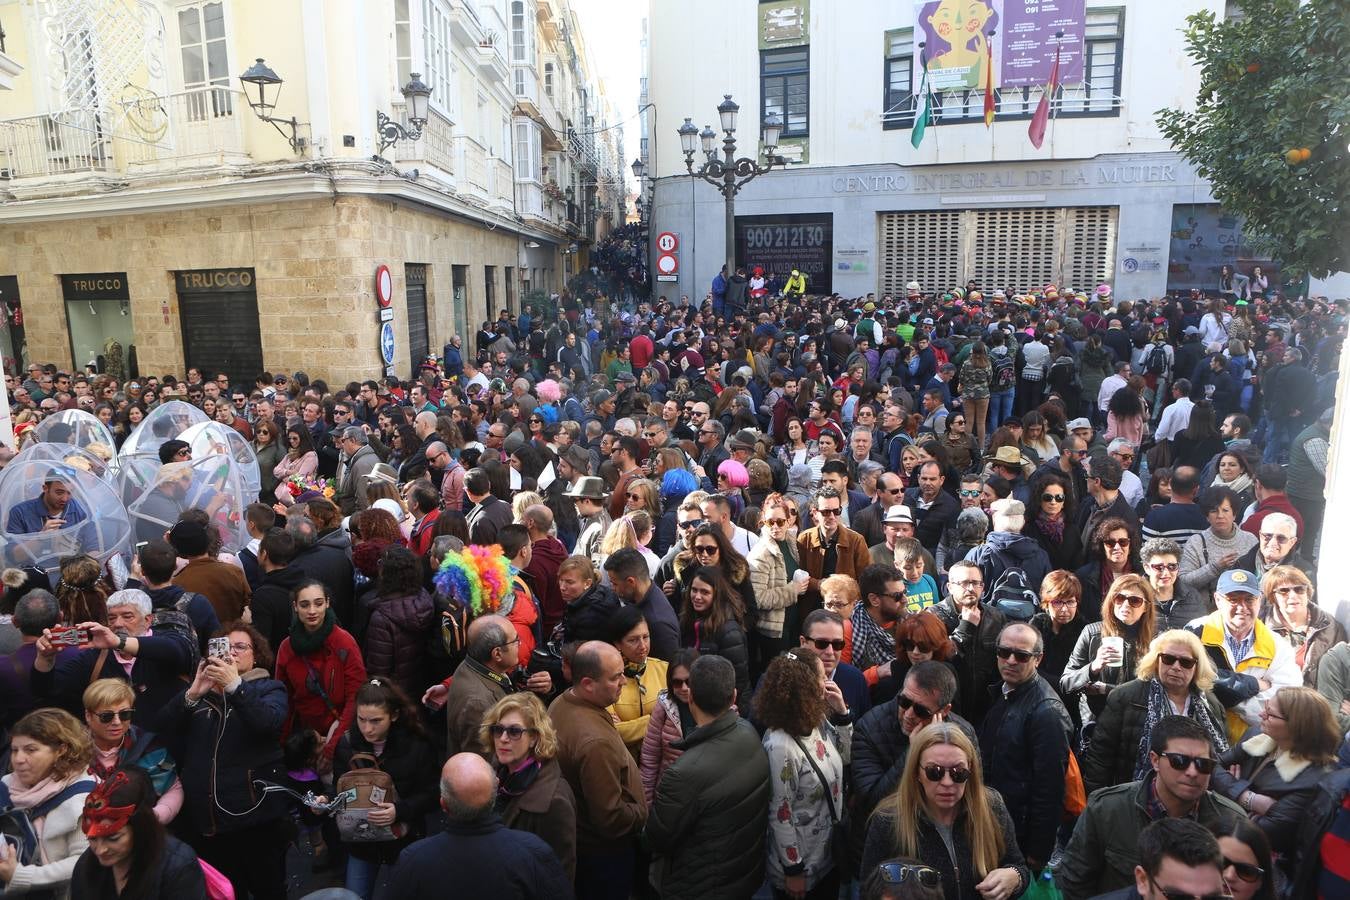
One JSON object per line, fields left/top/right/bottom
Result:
{"left": 763, "top": 518, "right": 787, "bottom": 527}
{"left": 1114, "top": 593, "right": 1147, "bottom": 609}
{"left": 1103, "top": 537, "right": 1130, "bottom": 548}
{"left": 1040, "top": 493, "right": 1065, "bottom": 503}
{"left": 1259, "top": 532, "right": 1292, "bottom": 545}
{"left": 1223, "top": 858, "right": 1264, "bottom": 884}
{"left": 1272, "top": 584, "right": 1309, "bottom": 596}
{"left": 897, "top": 694, "right": 936, "bottom": 720}
{"left": 817, "top": 508, "right": 841, "bottom": 517}
{"left": 900, "top": 639, "right": 932, "bottom": 654}
{"left": 93, "top": 709, "right": 134, "bottom": 724}
{"left": 1150, "top": 881, "right": 1231, "bottom": 900}
{"left": 878, "top": 863, "right": 941, "bottom": 888}
{"left": 958, "top": 489, "right": 982, "bottom": 498}
{"left": 1148, "top": 562, "right": 1180, "bottom": 573}
{"left": 1158, "top": 652, "right": 1197, "bottom": 670}
{"left": 626, "top": 493, "right": 643, "bottom": 501}
{"left": 996, "top": 646, "right": 1039, "bottom": 663}
{"left": 921, "top": 763, "right": 970, "bottom": 784}
{"left": 679, "top": 519, "right": 707, "bottom": 530}
{"left": 1157, "top": 751, "right": 1217, "bottom": 774}
{"left": 670, "top": 677, "right": 689, "bottom": 688}
{"left": 808, "top": 638, "right": 847, "bottom": 652}
{"left": 488, "top": 724, "right": 533, "bottom": 740}
{"left": 693, "top": 545, "right": 719, "bottom": 556}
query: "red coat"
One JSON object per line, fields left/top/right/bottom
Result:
{"left": 275, "top": 624, "right": 367, "bottom": 760}
{"left": 630, "top": 334, "right": 654, "bottom": 370}
{"left": 1240, "top": 492, "right": 1304, "bottom": 540}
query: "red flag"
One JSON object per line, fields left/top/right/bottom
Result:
{"left": 983, "top": 36, "right": 995, "bottom": 127}
{"left": 1028, "top": 42, "right": 1061, "bottom": 149}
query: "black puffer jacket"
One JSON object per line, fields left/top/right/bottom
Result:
{"left": 363, "top": 589, "right": 434, "bottom": 699}
{"left": 862, "top": 788, "right": 1029, "bottom": 900}
{"left": 646, "top": 711, "right": 771, "bottom": 900}
{"left": 155, "top": 669, "right": 288, "bottom": 836}
{"left": 1211, "top": 725, "right": 1335, "bottom": 855}
{"left": 849, "top": 700, "right": 978, "bottom": 865}
{"left": 680, "top": 616, "right": 751, "bottom": 713}
{"left": 1080, "top": 677, "right": 1227, "bottom": 797}
{"left": 332, "top": 722, "right": 440, "bottom": 863}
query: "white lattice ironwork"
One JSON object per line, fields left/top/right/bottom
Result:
{"left": 40, "top": 0, "right": 167, "bottom": 143}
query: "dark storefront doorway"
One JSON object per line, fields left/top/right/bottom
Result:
{"left": 405, "top": 263, "right": 429, "bottom": 378}
{"left": 175, "top": 268, "right": 262, "bottom": 388}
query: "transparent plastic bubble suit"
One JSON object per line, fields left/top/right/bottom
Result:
{"left": 34, "top": 410, "right": 119, "bottom": 474}
{"left": 116, "top": 401, "right": 211, "bottom": 507}
{"left": 0, "top": 458, "right": 131, "bottom": 571}
{"left": 13, "top": 441, "right": 115, "bottom": 484}
{"left": 118, "top": 400, "right": 209, "bottom": 460}
{"left": 125, "top": 454, "right": 249, "bottom": 553}
{"left": 179, "top": 421, "right": 261, "bottom": 501}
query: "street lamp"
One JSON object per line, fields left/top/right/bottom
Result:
{"left": 679, "top": 94, "right": 786, "bottom": 288}
{"left": 376, "top": 73, "right": 433, "bottom": 159}
{"left": 238, "top": 58, "right": 305, "bottom": 153}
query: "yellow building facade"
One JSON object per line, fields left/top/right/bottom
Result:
{"left": 0, "top": 0, "right": 625, "bottom": 384}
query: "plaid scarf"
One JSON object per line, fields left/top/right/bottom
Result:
{"left": 850, "top": 604, "right": 895, "bottom": 671}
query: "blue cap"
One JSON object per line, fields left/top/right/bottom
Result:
{"left": 1216, "top": 569, "right": 1260, "bottom": 596}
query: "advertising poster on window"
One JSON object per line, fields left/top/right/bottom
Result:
{"left": 1166, "top": 205, "right": 1280, "bottom": 294}
{"left": 1000, "top": 0, "right": 1085, "bottom": 87}
{"left": 736, "top": 214, "right": 833, "bottom": 294}
{"left": 915, "top": 0, "right": 1003, "bottom": 93}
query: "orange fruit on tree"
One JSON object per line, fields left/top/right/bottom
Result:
{"left": 1285, "top": 148, "right": 1301, "bottom": 164}
{"left": 1297, "top": 147, "right": 1312, "bottom": 162}
{"left": 1245, "top": 62, "right": 1260, "bottom": 73}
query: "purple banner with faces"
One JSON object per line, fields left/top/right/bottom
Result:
{"left": 999, "top": 0, "right": 1085, "bottom": 88}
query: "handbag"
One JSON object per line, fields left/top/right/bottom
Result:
{"left": 793, "top": 737, "right": 849, "bottom": 875}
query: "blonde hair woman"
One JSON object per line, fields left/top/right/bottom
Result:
{"left": 512, "top": 490, "right": 544, "bottom": 524}
{"left": 478, "top": 693, "right": 576, "bottom": 879}
{"left": 1081, "top": 628, "right": 1230, "bottom": 795}
{"left": 862, "top": 721, "right": 1028, "bottom": 900}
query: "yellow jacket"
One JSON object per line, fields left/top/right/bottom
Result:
{"left": 783, "top": 272, "right": 808, "bottom": 296}
{"left": 608, "top": 657, "right": 669, "bottom": 756}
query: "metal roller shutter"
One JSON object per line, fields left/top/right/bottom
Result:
{"left": 405, "top": 263, "right": 429, "bottom": 376}
{"left": 179, "top": 291, "right": 263, "bottom": 387}
{"left": 878, "top": 210, "right": 961, "bottom": 298}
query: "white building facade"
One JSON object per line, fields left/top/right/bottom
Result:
{"left": 643, "top": 0, "right": 1245, "bottom": 303}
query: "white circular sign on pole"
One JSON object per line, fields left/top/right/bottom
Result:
{"left": 656, "top": 253, "right": 678, "bottom": 275}
{"left": 656, "top": 232, "right": 678, "bottom": 253}
{"left": 375, "top": 265, "right": 393, "bottom": 308}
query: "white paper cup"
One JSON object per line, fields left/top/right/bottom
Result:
{"left": 792, "top": 570, "right": 810, "bottom": 585}
{"left": 1102, "top": 635, "right": 1125, "bottom": 668}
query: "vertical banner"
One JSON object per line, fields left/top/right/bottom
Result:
{"left": 1001, "top": 1, "right": 1085, "bottom": 87}
{"left": 915, "top": 0, "right": 1002, "bottom": 93}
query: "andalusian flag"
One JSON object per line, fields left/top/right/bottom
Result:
{"left": 983, "top": 35, "right": 996, "bottom": 127}
{"left": 911, "top": 48, "right": 932, "bottom": 149}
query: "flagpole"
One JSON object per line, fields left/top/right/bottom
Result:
{"left": 986, "top": 29, "right": 997, "bottom": 160}
{"left": 1049, "top": 29, "right": 1064, "bottom": 156}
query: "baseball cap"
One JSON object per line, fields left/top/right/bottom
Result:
{"left": 1067, "top": 418, "right": 1092, "bottom": 432}
{"left": 1216, "top": 569, "right": 1260, "bottom": 596}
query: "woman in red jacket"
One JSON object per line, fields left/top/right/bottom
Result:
{"left": 275, "top": 579, "right": 368, "bottom": 770}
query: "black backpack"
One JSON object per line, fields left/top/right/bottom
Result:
{"left": 992, "top": 354, "right": 1016, "bottom": 390}
{"left": 987, "top": 568, "right": 1039, "bottom": 621}
{"left": 149, "top": 595, "right": 202, "bottom": 673}
{"left": 1144, "top": 344, "right": 1169, "bottom": 375}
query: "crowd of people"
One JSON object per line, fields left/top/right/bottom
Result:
{"left": 0, "top": 276, "right": 1346, "bottom": 900}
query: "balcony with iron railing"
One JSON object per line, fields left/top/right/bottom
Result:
{"left": 0, "top": 86, "right": 248, "bottom": 181}
{"left": 391, "top": 102, "right": 456, "bottom": 178}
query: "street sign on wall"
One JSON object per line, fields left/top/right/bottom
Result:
{"left": 655, "top": 231, "right": 679, "bottom": 282}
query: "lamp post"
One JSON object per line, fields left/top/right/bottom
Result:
{"left": 679, "top": 94, "right": 784, "bottom": 283}
{"left": 238, "top": 58, "right": 305, "bottom": 154}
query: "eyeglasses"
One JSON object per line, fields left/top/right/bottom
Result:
{"left": 878, "top": 863, "right": 941, "bottom": 888}
{"left": 626, "top": 492, "right": 644, "bottom": 501}
{"left": 679, "top": 519, "right": 706, "bottom": 530}
{"left": 1223, "top": 858, "right": 1265, "bottom": 884}
{"left": 808, "top": 638, "right": 847, "bottom": 652}
{"left": 229, "top": 642, "right": 253, "bottom": 653}
{"left": 1103, "top": 537, "right": 1130, "bottom": 548}
{"left": 1116, "top": 453, "right": 1135, "bottom": 461}
{"left": 496, "top": 636, "right": 520, "bottom": 651}
{"left": 950, "top": 579, "right": 984, "bottom": 590}
{"left": 1158, "top": 652, "right": 1197, "bottom": 670}
{"left": 900, "top": 639, "right": 932, "bottom": 654}
{"left": 1148, "top": 562, "right": 1180, "bottom": 573}
{"left": 996, "top": 646, "right": 1040, "bottom": 663}
{"left": 698, "top": 429, "right": 718, "bottom": 436}
{"left": 1157, "top": 751, "right": 1217, "bottom": 775}
{"left": 1272, "top": 584, "right": 1309, "bottom": 596}
{"left": 1047, "top": 598, "right": 1078, "bottom": 608}
{"left": 93, "top": 709, "right": 134, "bottom": 724}
{"left": 488, "top": 724, "right": 534, "bottom": 740}
{"left": 1259, "top": 532, "right": 1293, "bottom": 545}
{"left": 921, "top": 763, "right": 970, "bottom": 784}
{"left": 763, "top": 518, "right": 787, "bottom": 527}
{"left": 1041, "top": 493, "right": 1065, "bottom": 503}
{"left": 693, "top": 545, "right": 719, "bottom": 556}
{"left": 897, "top": 694, "right": 937, "bottom": 719}
{"left": 1114, "top": 593, "right": 1147, "bottom": 609}
{"left": 1260, "top": 706, "right": 1287, "bottom": 721}
{"left": 816, "top": 507, "right": 841, "bottom": 517}
{"left": 958, "top": 489, "right": 982, "bottom": 498}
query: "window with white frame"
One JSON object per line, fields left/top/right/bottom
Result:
{"left": 510, "top": 1, "right": 532, "bottom": 65}
{"left": 423, "top": 0, "right": 452, "bottom": 112}
{"left": 177, "top": 2, "right": 230, "bottom": 117}
{"left": 394, "top": 0, "right": 412, "bottom": 87}
{"left": 543, "top": 62, "right": 555, "bottom": 99}
{"left": 514, "top": 120, "right": 541, "bottom": 181}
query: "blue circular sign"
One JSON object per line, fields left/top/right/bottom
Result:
{"left": 380, "top": 322, "right": 396, "bottom": 365}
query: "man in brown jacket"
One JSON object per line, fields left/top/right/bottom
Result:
{"left": 168, "top": 520, "right": 250, "bottom": 623}
{"left": 797, "top": 486, "right": 873, "bottom": 619}
{"left": 549, "top": 640, "right": 647, "bottom": 900}
{"left": 441, "top": 615, "right": 517, "bottom": 757}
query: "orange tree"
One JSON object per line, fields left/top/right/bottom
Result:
{"left": 1156, "top": 0, "right": 1349, "bottom": 279}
